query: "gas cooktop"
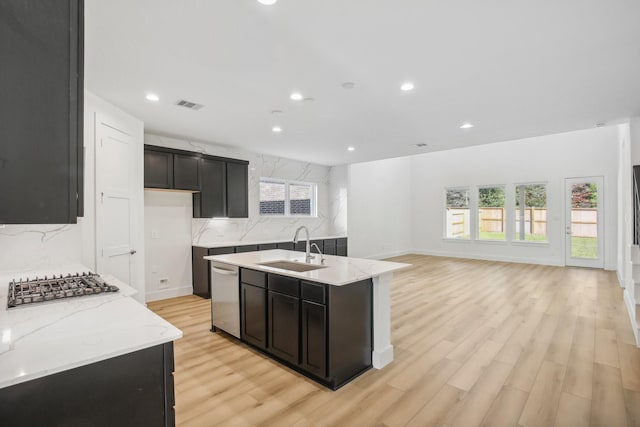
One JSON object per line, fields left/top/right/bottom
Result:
{"left": 7, "top": 272, "right": 119, "bottom": 308}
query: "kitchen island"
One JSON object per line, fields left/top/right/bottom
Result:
{"left": 204, "top": 249, "right": 409, "bottom": 389}
{"left": 0, "top": 264, "right": 182, "bottom": 426}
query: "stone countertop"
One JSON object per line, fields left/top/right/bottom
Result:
{"left": 0, "top": 264, "right": 182, "bottom": 389}
{"left": 204, "top": 249, "right": 410, "bottom": 286}
{"left": 193, "top": 235, "right": 347, "bottom": 249}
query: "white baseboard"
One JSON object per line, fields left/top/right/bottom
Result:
{"left": 365, "top": 250, "right": 414, "bottom": 260}
{"left": 145, "top": 285, "right": 193, "bottom": 302}
{"left": 410, "top": 249, "right": 564, "bottom": 267}
{"left": 623, "top": 288, "right": 639, "bottom": 347}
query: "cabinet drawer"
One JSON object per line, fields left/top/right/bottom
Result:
{"left": 236, "top": 245, "right": 258, "bottom": 253}
{"left": 241, "top": 269, "right": 266, "bottom": 288}
{"left": 208, "top": 247, "right": 234, "bottom": 256}
{"left": 301, "top": 281, "right": 326, "bottom": 305}
{"left": 268, "top": 274, "right": 300, "bottom": 297}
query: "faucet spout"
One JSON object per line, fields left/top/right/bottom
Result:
{"left": 293, "top": 226, "right": 313, "bottom": 263}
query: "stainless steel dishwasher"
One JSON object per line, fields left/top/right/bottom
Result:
{"left": 210, "top": 261, "right": 240, "bottom": 338}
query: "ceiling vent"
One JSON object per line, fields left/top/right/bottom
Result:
{"left": 415, "top": 143, "right": 428, "bottom": 147}
{"left": 175, "top": 99, "right": 204, "bottom": 111}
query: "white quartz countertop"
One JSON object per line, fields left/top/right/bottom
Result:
{"left": 193, "top": 235, "right": 347, "bottom": 249}
{"left": 204, "top": 249, "right": 410, "bottom": 286}
{"left": 0, "top": 264, "right": 182, "bottom": 389}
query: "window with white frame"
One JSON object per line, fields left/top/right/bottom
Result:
{"left": 259, "top": 178, "right": 317, "bottom": 217}
{"left": 445, "top": 188, "right": 470, "bottom": 239}
{"left": 515, "top": 184, "right": 547, "bottom": 241}
{"left": 478, "top": 186, "right": 506, "bottom": 241}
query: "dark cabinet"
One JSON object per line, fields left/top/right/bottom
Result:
{"left": 324, "top": 239, "right": 337, "bottom": 255}
{"left": 192, "top": 246, "right": 234, "bottom": 298}
{"left": 268, "top": 291, "right": 300, "bottom": 365}
{"left": 239, "top": 268, "right": 371, "bottom": 389}
{"left": 0, "top": 342, "right": 175, "bottom": 427}
{"left": 240, "top": 282, "right": 267, "bottom": 350}
{"left": 194, "top": 158, "right": 226, "bottom": 218}
{"left": 226, "top": 162, "right": 248, "bottom": 218}
{"left": 144, "top": 147, "right": 200, "bottom": 191}
{"left": 144, "top": 149, "right": 173, "bottom": 189}
{"left": 301, "top": 300, "right": 327, "bottom": 378}
{"left": 336, "top": 238, "right": 348, "bottom": 256}
{"left": 173, "top": 153, "right": 200, "bottom": 190}
{"left": 0, "top": 0, "right": 84, "bottom": 224}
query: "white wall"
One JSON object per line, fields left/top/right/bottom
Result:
{"left": 144, "top": 191, "right": 193, "bottom": 301}
{"left": 348, "top": 156, "right": 413, "bottom": 259}
{"left": 348, "top": 126, "right": 619, "bottom": 268}
{"left": 329, "top": 165, "right": 348, "bottom": 236}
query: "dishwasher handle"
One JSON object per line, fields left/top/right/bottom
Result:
{"left": 211, "top": 266, "right": 238, "bottom": 276}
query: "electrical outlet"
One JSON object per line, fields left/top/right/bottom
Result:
{"left": 151, "top": 230, "right": 160, "bottom": 239}
{"left": 159, "top": 277, "right": 169, "bottom": 289}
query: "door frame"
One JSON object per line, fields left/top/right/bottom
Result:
{"left": 93, "top": 109, "right": 145, "bottom": 301}
{"left": 565, "top": 176, "right": 604, "bottom": 268}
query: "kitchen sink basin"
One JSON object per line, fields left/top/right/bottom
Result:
{"left": 257, "top": 260, "right": 327, "bottom": 272}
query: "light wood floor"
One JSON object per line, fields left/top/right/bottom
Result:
{"left": 148, "top": 255, "right": 640, "bottom": 427}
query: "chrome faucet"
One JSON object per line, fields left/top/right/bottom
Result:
{"left": 311, "top": 243, "right": 325, "bottom": 264}
{"left": 293, "top": 226, "right": 314, "bottom": 263}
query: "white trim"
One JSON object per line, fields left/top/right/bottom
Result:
{"left": 145, "top": 285, "right": 193, "bottom": 302}
{"left": 511, "top": 241, "right": 550, "bottom": 247}
{"left": 441, "top": 238, "right": 472, "bottom": 243}
{"left": 623, "top": 288, "right": 639, "bottom": 347}
{"left": 475, "top": 239, "right": 509, "bottom": 245}
{"left": 365, "top": 249, "right": 414, "bottom": 260}
{"left": 412, "top": 249, "right": 564, "bottom": 267}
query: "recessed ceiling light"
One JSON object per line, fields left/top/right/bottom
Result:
{"left": 290, "top": 92, "right": 303, "bottom": 101}
{"left": 460, "top": 122, "right": 474, "bottom": 129}
{"left": 400, "top": 82, "right": 414, "bottom": 92}
{"left": 145, "top": 93, "right": 159, "bottom": 102}
{"left": 257, "top": 0, "right": 277, "bottom": 5}
{"left": 272, "top": 126, "right": 282, "bottom": 133}
{"left": 347, "top": 146, "right": 355, "bottom": 152}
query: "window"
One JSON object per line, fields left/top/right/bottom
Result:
{"left": 445, "top": 188, "right": 470, "bottom": 239}
{"left": 478, "top": 186, "right": 506, "bottom": 240}
{"left": 259, "top": 178, "right": 317, "bottom": 217}
{"left": 515, "top": 184, "right": 547, "bottom": 241}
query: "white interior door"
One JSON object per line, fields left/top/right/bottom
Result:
{"left": 96, "top": 116, "right": 137, "bottom": 286}
{"left": 565, "top": 176, "right": 604, "bottom": 268}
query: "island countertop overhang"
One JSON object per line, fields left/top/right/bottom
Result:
{"left": 204, "top": 249, "right": 410, "bottom": 286}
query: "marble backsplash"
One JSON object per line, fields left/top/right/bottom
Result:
{"left": 0, "top": 223, "right": 84, "bottom": 274}
{"left": 145, "top": 133, "right": 347, "bottom": 245}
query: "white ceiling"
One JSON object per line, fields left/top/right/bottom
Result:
{"left": 84, "top": 0, "right": 640, "bottom": 166}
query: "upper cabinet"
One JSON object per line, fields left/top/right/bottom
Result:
{"left": 144, "top": 145, "right": 249, "bottom": 219}
{"left": 225, "top": 162, "right": 248, "bottom": 218}
{"left": 143, "top": 146, "right": 200, "bottom": 191}
{"left": 0, "top": 0, "right": 84, "bottom": 224}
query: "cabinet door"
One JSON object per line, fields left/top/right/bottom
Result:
{"left": 0, "top": 0, "right": 83, "bottom": 224}
{"left": 268, "top": 291, "right": 300, "bottom": 365}
{"left": 144, "top": 150, "right": 173, "bottom": 189}
{"left": 301, "top": 301, "right": 327, "bottom": 378}
{"left": 323, "top": 239, "right": 337, "bottom": 256}
{"left": 173, "top": 154, "right": 200, "bottom": 190}
{"left": 226, "top": 162, "right": 248, "bottom": 218}
{"left": 195, "top": 158, "right": 226, "bottom": 218}
{"left": 241, "top": 283, "right": 267, "bottom": 350}
{"left": 191, "top": 247, "right": 210, "bottom": 298}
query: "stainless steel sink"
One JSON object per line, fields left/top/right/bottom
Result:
{"left": 257, "top": 260, "right": 327, "bottom": 272}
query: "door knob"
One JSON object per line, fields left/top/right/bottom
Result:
{"left": 130, "top": 250, "right": 137, "bottom": 255}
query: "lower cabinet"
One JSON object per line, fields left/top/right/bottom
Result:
{"left": 301, "top": 300, "right": 327, "bottom": 378}
{"left": 0, "top": 343, "right": 175, "bottom": 427}
{"left": 240, "top": 282, "right": 267, "bottom": 350}
{"left": 239, "top": 268, "right": 371, "bottom": 389}
{"left": 268, "top": 291, "right": 300, "bottom": 365}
